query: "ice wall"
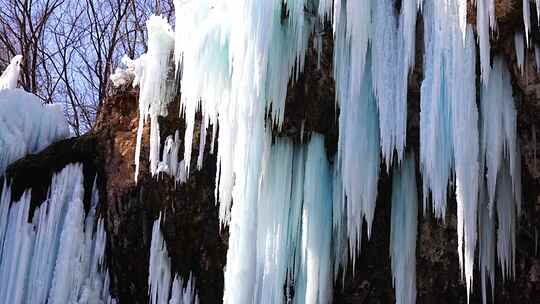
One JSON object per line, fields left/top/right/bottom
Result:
{"left": 130, "top": 1, "right": 527, "bottom": 302}
{"left": 0, "top": 163, "right": 115, "bottom": 304}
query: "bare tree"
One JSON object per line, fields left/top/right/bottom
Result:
{"left": 0, "top": 0, "right": 174, "bottom": 134}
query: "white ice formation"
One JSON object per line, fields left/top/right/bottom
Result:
{"left": 129, "top": 1, "right": 526, "bottom": 303}
{"left": 149, "top": 215, "right": 199, "bottom": 304}
{"left": 0, "top": 55, "right": 23, "bottom": 91}
{"left": 0, "top": 163, "right": 115, "bottom": 304}
{"left": 0, "top": 89, "right": 70, "bottom": 174}
{"left": 390, "top": 153, "right": 418, "bottom": 304}
{"left": 132, "top": 15, "right": 175, "bottom": 182}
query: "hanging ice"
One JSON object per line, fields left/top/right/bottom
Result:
{"left": 149, "top": 215, "right": 199, "bottom": 304}
{"left": 421, "top": 5, "right": 482, "bottom": 299}
{"left": 0, "top": 163, "right": 115, "bottom": 304}
{"left": 478, "top": 182, "right": 495, "bottom": 304}
{"left": 171, "top": 3, "right": 318, "bottom": 304}
{"left": 254, "top": 136, "right": 298, "bottom": 304}
{"left": 371, "top": 0, "right": 419, "bottom": 167}
{"left": 515, "top": 32, "right": 525, "bottom": 75}
{"left": 133, "top": 15, "right": 175, "bottom": 181}
{"left": 480, "top": 57, "right": 520, "bottom": 213}
{"left": 296, "top": 134, "right": 333, "bottom": 304}
{"left": 334, "top": 0, "right": 381, "bottom": 258}
{"left": 476, "top": 0, "right": 496, "bottom": 84}
{"left": 478, "top": 56, "right": 522, "bottom": 293}
{"left": 390, "top": 153, "right": 418, "bottom": 304}
{"left": 172, "top": 0, "right": 314, "bottom": 221}
{"left": 169, "top": 274, "right": 199, "bottom": 304}
{"left": 420, "top": 0, "right": 456, "bottom": 218}
{"left": 537, "top": 0, "right": 540, "bottom": 26}
{"left": 496, "top": 162, "right": 517, "bottom": 282}
{"left": 130, "top": 1, "right": 529, "bottom": 303}
{"left": 0, "top": 55, "right": 23, "bottom": 91}
{"left": 535, "top": 44, "right": 540, "bottom": 72}
{"left": 523, "top": 0, "right": 531, "bottom": 47}
{"left": 336, "top": 52, "right": 380, "bottom": 262}
{"left": 216, "top": 132, "right": 334, "bottom": 304}
{"left": 0, "top": 88, "right": 70, "bottom": 174}
{"left": 371, "top": 0, "right": 399, "bottom": 167}
{"left": 155, "top": 130, "right": 187, "bottom": 185}
{"left": 452, "top": 27, "right": 479, "bottom": 300}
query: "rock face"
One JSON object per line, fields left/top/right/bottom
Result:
{"left": 3, "top": 4, "right": 540, "bottom": 304}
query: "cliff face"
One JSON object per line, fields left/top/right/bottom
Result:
{"left": 3, "top": 4, "right": 540, "bottom": 304}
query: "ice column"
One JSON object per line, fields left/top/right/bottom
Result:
{"left": 480, "top": 57, "right": 520, "bottom": 213}
{"left": 390, "top": 153, "right": 418, "bottom": 304}
{"left": 515, "top": 32, "right": 526, "bottom": 75}
{"left": 133, "top": 15, "right": 175, "bottom": 181}
{"left": 420, "top": 0, "right": 456, "bottom": 218}
{"left": 476, "top": 0, "right": 496, "bottom": 84}
{"left": 496, "top": 163, "right": 517, "bottom": 282}
{"left": 452, "top": 27, "right": 480, "bottom": 300}
{"left": 478, "top": 182, "right": 495, "bottom": 304}
{"left": 149, "top": 215, "right": 199, "bottom": 304}
{"left": 296, "top": 134, "right": 333, "bottom": 304}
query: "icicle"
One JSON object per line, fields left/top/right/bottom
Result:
{"left": 0, "top": 55, "right": 23, "bottom": 91}
{"left": 133, "top": 15, "right": 175, "bottom": 181}
{"left": 196, "top": 117, "right": 207, "bottom": 170}
{"left": 0, "top": 164, "right": 115, "bottom": 304}
{"left": 169, "top": 274, "right": 198, "bottom": 304}
{"left": 420, "top": 12, "right": 482, "bottom": 299}
{"left": 156, "top": 130, "right": 187, "bottom": 185}
{"left": 0, "top": 89, "right": 70, "bottom": 174}
{"left": 371, "top": 0, "right": 418, "bottom": 167}
{"left": 496, "top": 162, "right": 517, "bottom": 282}
{"left": 371, "top": 0, "right": 399, "bottom": 167}
{"left": 537, "top": 0, "right": 540, "bottom": 25}
{"left": 297, "top": 134, "right": 332, "bottom": 304}
{"left": 390, "top": 153, "right": 418, "bottom": 304}
{"left": 523, "top": 0, "right": 531, "bottom": 47}
{"left": 0, "top": 191, "right": 34, "bottom": 304}
{"left": 331, "top": 161, "right": 348, "bottom": 282}
{"left": 420, "top": 0, "right": 456, "bottom": 218}
{"left": 172, "top": 3, "right": 319, "bottom": 304}
{"left": 515, "top": 32, "right": 525, "bottom": 75}
{"left": 480, "top": 57, "right": 519, "bottom": 213}
{"left": 149, "top": 215, "right": 199, "bottom": 304}
{"left": 300, "top": 119, "right": 306, "bottom": 143}
{"left": 535, "top": 44, "right": 540, "bottom": 72}
{"left": 477, "top": 0, "right": 493, "bottom": 84}
{"left": 478, "top": 182, "right": 495, "bottom": 304}
{"left": 452, "top": 27, "right": 479, "bottom": 301}
{"left": 457, "top": 0, "right": 468, "bottom": 41}
{"left": 254, "top": 136, "right": 295, "bottom": 304}
{"left": 149, "top": 214, "right": 172, "bottom": 304}
{"left": 318, "top": 0, "right": 333, "bottom": 22}
{"left": 337, "top": 52, "right": 380, "bottom": 260}
{"left": 0, "top": 180, "right": 11, "bottom": 256}
{"left": 394, "top": 0, "right": 418, "bottom": 162}
{"left": 48, "top": 184, "right": 85, "bottom": 304}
